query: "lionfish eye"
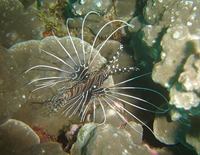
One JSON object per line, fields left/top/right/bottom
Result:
{"left": 71, "top": 73, "right": 77, "bottom": 79}
{"left": 80, "top": 60, "right": 85, "bottom": 66}
{"left": 74, "top": 65, "right": 80, "bottom": 71}
{"left": 104, "top": 88, "right": 109, "bottom": 92}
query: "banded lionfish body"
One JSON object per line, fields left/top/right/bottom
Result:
{"left": 26, "top": 11, "right": 169, "bottom": 135}
{"left": 50, "top": 64, "right": 110, "bottom": 114}
{"left": 49, "top": 46, "right": 136, "bottom": 121}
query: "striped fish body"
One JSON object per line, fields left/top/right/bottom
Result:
{"left": 51, "top": 68, "right": 110, "bottom": 111}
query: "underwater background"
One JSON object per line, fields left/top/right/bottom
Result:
{"left": 0, "top": 0, "right": 200, "bottom": 155}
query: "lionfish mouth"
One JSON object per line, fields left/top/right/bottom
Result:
{"left": 25, "top": 11, "right": 169, "bottom": 136}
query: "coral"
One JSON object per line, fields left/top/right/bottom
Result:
{"left": 153, "top": 116, "right": 186, "bottom": 145}
{"left": 142, "top": 0, "right": 200, "bottom": 61}
{"left": 186, "top": 117, "right": 200, "bottom": 155}
{"left": 0, "top": 42, "right": 39, "bottom": 125}
{"left": 22, "top": 142, "right": 68, "bottom": 155}
{"left": 71, "top": 123, "right": 151, "bottom": 155}
{"left": 37, "top": 0, "right": 68, "bottom": 36}
{"left": 144, "top": 0, "right": 200, "bottom": 33}
{"left": 72, "top": 0, "right": 112, "bottom": 16}
{"left": 152, "top": 24, "right": 200, "bottom": 113}
{"left": 142, "top": 25, "right": 162, "bottom": 47}
{"left": 144, "top": 0, "right": 200, "bottom": 114}
{"left": 152, "top": 25, "right": 193, "bottom": 88}
{"left": 128, "top": 17, "right": 142, "bottom": 33}
{"left": 0, "top": 35, "right": 122, "bottom": 154}
{"left": 0, "top": 0, "right": 43, "bottom": 48}
{"left": 66, "top": 0, "right": 138, "bottom": 45}
{"left": 1, "top": 0, "right": 200, "bottom": 154}
{"left": 153, "top": 115, "right": 200, "bottom": 155}
{"left": 5, "top": 34, "right": 112, "bottom": 123}
{"left": 0, "top": 119, "right": 40, "bottom": 155}
{"left": 139, "top": 1, "right": 200, "bottom": 153}
{"left": 114, "top": 0, "right": 137, "bottom": 21}
{"left": 19, "top": 0, "right": 35, "bottom": 8}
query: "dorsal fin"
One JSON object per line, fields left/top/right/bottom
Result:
{"left": 106, "top": 44, "right": 139, "bottom": 75}
{"left": 107, "top": 44, "right": 123, "bottom": 65}
{"left": 110, "top": 65, "right": 139, "bottom": 75}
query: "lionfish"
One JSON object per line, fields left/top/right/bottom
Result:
{"left": 25, "top": 11, "right": 168, "bottom": 135}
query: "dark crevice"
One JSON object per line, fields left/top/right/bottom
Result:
{"left": 167, "top": 41, "right": 196, "bottom": 89}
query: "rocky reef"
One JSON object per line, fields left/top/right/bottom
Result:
{"left": 0, "top": 0, "right": 200, "bottom": 155}
{"left": 0, "top": 0, "right": 44, "bottom": 47}
{"left": 142, "top": 0, "right": 200, "bottom": 154}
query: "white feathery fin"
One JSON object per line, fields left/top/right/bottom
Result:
{"left": 69, "top": 93, "right": 85, "bottom": 118}
{"left": 88, "top": 20, "right": 134, "bottom": 67}
{"left": 109, "top": 72, "right": 152, "bottom": 88}
{"left": 25, "top": 11, "right": 167, "bottom": 139}
{"left": 105, "top": 44, "right": 139, "bottom": 75}
{"left": 59, "top": 94, "right": 82, "bottom": 115}
{"left": 105, "top": 91, "right": 166, "bottom": 113}
{"left": 107, "top": 44, "right": 123, "bottom": 65}
{"left": 102, "top": 96, "right": 143, "bottom": 135}
{"left": 52, "top": 30, "right": 78, "bottom": 66}
{"left": 40, "top": 48, "right": 75, "bottom": 70}
{"left": 110, "top": 66, "right": 139, "bottom": 75}
{"left": 66, "top": 18, "right": 82, "bottom": 66}
{"left": 81, "top": 11, "right": 100, "bottom": 66}
{"left": 104, "top": 95, "right": 157, "bottom": 137}
{"left": 31, "top": 78, "right": 70, "bottom": 93}
{"left": 28, "top": 76, "right": 69, "bottom": 85}
{"left": 108, "top": 86, "right": 170, "bottom": 113}
{"left": 25, "top": 65, "right": 72, "bottom": 74}
{"left": 97, "top": 98, "right": 107, "bottom": 125}
{"left": 92, "top": 101, "right": 96, "bottom": 122}
{"left": 81, "top": 103, "right": 90, "bottom": 122}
